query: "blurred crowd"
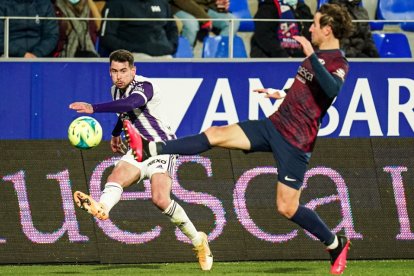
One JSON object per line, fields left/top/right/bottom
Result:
{"left": 0, "top": 0, "right": 381, "bottom": 58}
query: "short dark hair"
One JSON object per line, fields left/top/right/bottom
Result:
{"left": 109, "top": 49, "right": 135, "bottom": 68}
{"left": 319, "top": 4, "right": 354, "bottom": 40}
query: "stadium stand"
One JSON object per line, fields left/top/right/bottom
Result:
{"left": 372, "top": 32, "right": 412, "bottom": 58}
{"left": 362, "top": 0, "right": 377, "bottom": 19}
{"left": 317, "top": 0, "right": 329, "bottom": 7}
{"left": 229, "top": 0, "right": 254, "bottom": 32}
{"left": 174, "top": 36, "right": 194, "bottom": 58}
{"left": 376, "top": 0, "right": 414, "bottom": 31}
{"left": 202, "top": 35, "right": 247, "bottom": 58}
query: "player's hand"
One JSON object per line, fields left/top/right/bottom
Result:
{"left": 69, "top": 102, "right": 94, "bottom": 114}
{"left": 253, "top": 88, "right": 286, "bottom": 99}
{"left": 111, "top": 136, "right": 127, "bottom": 154}
{"left": 293, "top": 35, "right": 314, "bottom": 57}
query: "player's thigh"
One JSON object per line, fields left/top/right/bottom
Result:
{"left": 205, "top": 123, "right": 251, "bottom": 150}
{"left": 145, "top": 155, "right": 177, "bottom": 209}
{"left": 108, "top": 160, "right": 141, "bottom": 187}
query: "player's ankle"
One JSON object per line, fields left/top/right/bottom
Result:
{"left": 191, "top": 232, "right": 203, "bottom": 247}
{"left": 326, "top": 235, "right": 338, "bottom": 250}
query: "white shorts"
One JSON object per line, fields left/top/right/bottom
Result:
{"left": 119, "top": 149, "right": 177, "bottom": 182}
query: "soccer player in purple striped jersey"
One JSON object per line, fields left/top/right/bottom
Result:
{"left": 69, "top": 49, "right": 213, "bottom": 271}
{"left": 128, "top": 4, "right": 354, "bottom": 274}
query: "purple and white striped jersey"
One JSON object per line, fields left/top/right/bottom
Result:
{"left": 111, "top": 75, "right": 176, "bottom": 142}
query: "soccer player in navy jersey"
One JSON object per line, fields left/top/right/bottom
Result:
{"left": 68, "top": 49, "right": 213, "bottom": 271}
{"left": 126, "top": 4, "right": 354, "bottom": 274}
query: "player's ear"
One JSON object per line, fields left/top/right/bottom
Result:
{"left": 323, "top": 25, "right": 332, "bottom": 36}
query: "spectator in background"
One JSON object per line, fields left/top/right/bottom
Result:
{"left": 0, "top": 0, "right": 59, "bottom": 58}
{"left": 53, "top": 0, "right": 101, "bottom": 57}
{"left": 329, "top": 0, "right": 379, "bottom": 57}
{"left": 170, "top": 0, "right": 211, "bottom": 48}
{"left": 250, "top": 0, "right": 313, "bottom": 58}
{"left": 99, "top": 0, "right": 178, "bottom": 59}
{"left": 170, "top": 0, "right": 240, "bottom": 47}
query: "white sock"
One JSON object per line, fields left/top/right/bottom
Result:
{"left": 148, "top": 141, "right": 158, "bottom": 156}
{"left": 163, "top": 200, "right": 202, "bottom": 246}
{"left": 327, "top": 235, "right": 339, "bottom": 250}
{"left": 99, "top": 182, "right": 123, "bottom": 212}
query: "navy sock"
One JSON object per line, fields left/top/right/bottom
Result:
{"left": 290, "top": 205, "right": 335, "bottom": 246}
{"left": 157, "top": 133, "right": 212, "bottom": 155}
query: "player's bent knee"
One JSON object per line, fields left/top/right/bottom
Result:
{"left": 204, "top": 126, "right": 219, "bottom": 137}
{"left": 151, "top": 195, "right": 171, "bottom": 210}
{"left": 276, "top": 203, "right": 297, "bottom": 219}
{"left": 204, "top": 126, "right": 227, "bottom": 145}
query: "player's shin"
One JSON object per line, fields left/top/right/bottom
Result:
{"left": 163, "top": 200, "right": 213, "bottom": 271}
{"left": 162, "top": 200, "right": 201, "bottom": 246}
{"left": 156, "top": 133, "right": 212, "bottom": 155}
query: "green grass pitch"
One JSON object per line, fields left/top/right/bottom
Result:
{"left": 1, "top": 260, "right": 414, "bottom": 275}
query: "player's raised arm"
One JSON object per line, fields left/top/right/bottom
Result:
{"left": 293, "top": 35, "right": 314, "bottom": 57}
{"left": 253, "top": 88, "right": 287, "bottom": 99}
{"left": 69, "top": 102, "right": 94, "bottom": 114}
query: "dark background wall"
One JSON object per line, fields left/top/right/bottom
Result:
{"left": 1, "top": 138, "right": 413, "bottom": 264}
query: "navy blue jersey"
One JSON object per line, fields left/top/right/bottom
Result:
{"left": 269, "top": 49, "right": 349, "bottom": 152}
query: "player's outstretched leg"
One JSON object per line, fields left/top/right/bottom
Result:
{"left": 193, "top": 232, "right": 213, "bottom": 271}
{"left": 122, "top": 119, "right": 150, "bottom": 162}
{"left": 73, "top": 191, "right": 109, "bottom": 220}
{"left": 328, "top": 235, "right": 351, "bottom": 274}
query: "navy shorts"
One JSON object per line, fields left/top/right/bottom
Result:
{"left": 238, "top": 118, "right": 311, "bottom": 190}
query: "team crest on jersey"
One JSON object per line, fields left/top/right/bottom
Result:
{"left": 135, "top": 82, "right": 144, "bottom": 93}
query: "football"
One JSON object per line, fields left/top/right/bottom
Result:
{"left": 68, "top": 116, "right": 102, "bottom": 149}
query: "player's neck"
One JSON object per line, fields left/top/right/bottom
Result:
{"left": 318, "top": 37, "right": 340, "bottom": 51}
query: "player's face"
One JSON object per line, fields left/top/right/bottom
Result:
{"left": 309, "top": 12, "right": 325, "bottom": 47}
{"left": 109, "top": 61, "right": 136, "bottom": 89}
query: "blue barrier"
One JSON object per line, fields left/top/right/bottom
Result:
{"left": 1, "top": 61, "right": 414, "bottom": 140}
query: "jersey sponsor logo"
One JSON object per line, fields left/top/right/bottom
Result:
{"left": 148, "top": 158, "right": 167, "bottom": 166}
{"left": 135, "top": 82, "right": 144, "bottom": 93}
{"left": 318, "top": 58, "right": 325, "bottom": 65}
{"left": 151, "top": 5, "right": 161, "bottom": 12}
{"left": 297, "top": 66, "right": 314, "bottom": 82}
{"left": 135, "top": 86, "right": 144, "bottom": 93}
